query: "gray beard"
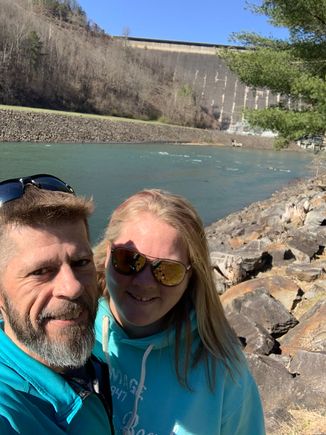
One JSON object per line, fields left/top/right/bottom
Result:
{"left": 1, "top": 294, "right": 97, "bottom": 369}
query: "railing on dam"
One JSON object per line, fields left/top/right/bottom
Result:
{"left": 122, "top": 36, "right": 240, "bottom": 55}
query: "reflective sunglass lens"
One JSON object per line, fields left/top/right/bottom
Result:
{"left": 32, "top": 175, "right": 75, "bottom": 194}
{"left": 0, "top": 181, "right": 23, "bottom": 205}
{"left": 152, "top": 261, "right": 186, "bottom": 286}
{"left": 0, "top": 174, "right": 75, "bottom": 207}
{"left": 133, "top": 253, "right": 147, "bottom": 272}
{"left": 111, "top": 247, "right": 188, "bottom": 286}
{"left": 112, "top": 248, "right": 146, "bottom": 274}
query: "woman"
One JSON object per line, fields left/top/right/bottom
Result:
{"left": 93, "top": 189, "right": 265, "bottom": 435}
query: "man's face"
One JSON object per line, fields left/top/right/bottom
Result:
{"left": 0, "top": 220, "right": 98, "bottom": 371}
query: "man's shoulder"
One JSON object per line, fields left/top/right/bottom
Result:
{"left": 0, "top": 352, "right": 31, "bottom": 394}
{"left": 0, "top": 381, "right": 30, "bottom": 432}
{"left": 0, "top": 381, "right": 63, "bottom": 434}
{"left": 0, "top": 379, "right": 20, "bottom": 400}
{"left": 0, "top": 375, "right": 36, "bottom": 412}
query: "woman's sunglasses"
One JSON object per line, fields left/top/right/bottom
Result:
{"left": 0, "top": 174, "right": 75, "bottom": 206}
{"left": 111, "top": 247, "right": 191, "bottom": 287}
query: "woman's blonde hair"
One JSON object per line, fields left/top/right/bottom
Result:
{"left": 94, "top": 189, "right": 242, "bottom": 389}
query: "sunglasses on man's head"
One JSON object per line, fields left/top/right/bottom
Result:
{"left": 0, "top": 174, "right": 75, "bottom": 206}
{"left": 110, "top": 247, "right": 191, "bottom": 287}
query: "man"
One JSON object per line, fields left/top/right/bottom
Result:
{"left": 0, "top": 174, "right": 113, "bottom": 434}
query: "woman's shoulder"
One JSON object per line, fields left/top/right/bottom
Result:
{"left": 217, "top": 356, "right": 265, "bottom": 434}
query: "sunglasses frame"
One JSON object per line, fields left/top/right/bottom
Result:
{"left": 0, "top": 173, "right": 75, "bottom": 206}
{"left": 110, "top": 246, "right": 191, "bottom": 287}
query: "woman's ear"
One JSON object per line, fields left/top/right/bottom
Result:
{"left": 104, "top": 242, "right": 111, "bottom": 269}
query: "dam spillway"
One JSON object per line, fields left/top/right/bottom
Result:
{"left": 121, "top": 37, "right": 284, "bottom": 134}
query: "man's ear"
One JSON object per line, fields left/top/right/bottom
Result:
{"left": 104, "top": 242, "right": 112, "bottom": 269}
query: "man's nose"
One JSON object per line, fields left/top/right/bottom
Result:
{"left": 52, "top": 264, "right": 84, "bottom": 299}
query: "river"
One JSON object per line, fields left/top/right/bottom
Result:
{"left": 0, "top": 142, "right": 312, "bottom": 243}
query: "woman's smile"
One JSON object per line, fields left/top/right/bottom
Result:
{"left": 127, "top": 291, "right": 159, "bottom": 303}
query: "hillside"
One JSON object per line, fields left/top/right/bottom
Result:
{"left": 0, "top": 0, "right": 212, "bottom": 127}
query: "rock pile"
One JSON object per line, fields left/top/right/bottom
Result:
{"left": 0, "top": 108, "right": 278, "bottom": 148}
{"left": 206, "top": 176, "right": 326, "bottom": 433}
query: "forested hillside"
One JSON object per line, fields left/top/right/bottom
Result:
{"left": 0, "top": 0, "right": 210, "bottom": 126}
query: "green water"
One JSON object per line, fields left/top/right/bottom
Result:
{"left": 0, "top": 142, "right": 312, "bottom": 243}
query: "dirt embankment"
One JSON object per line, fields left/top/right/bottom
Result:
{"left": 0, "top": 108, "right": 281, "bottom": 149}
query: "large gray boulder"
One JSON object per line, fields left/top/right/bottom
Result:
{"left": 246, "top": 353, "right": 296, "bottom": 413}
{"left": 289, "top": 350, "right": 326, "bottom": 394}
{"left": 286, "top": 229, "right": 321, "bottom": 262}
{"left": 280, "top": 300, "right": 326, "bottom": 354}
{"left": 210, "top": 251, "right": 245, "bottom": 285}
{"left": 286, "top": 262, "right": 325, "bottom": 282}
{"left": 226, "top": 311, "right": 277, "bottom": 354}
{"left": 221, "top": 275, "right": 303, "bottom": 312}
{"left": 289, "top": 350, "right": 326, "bottom": 411}
{"left": 304, "top": 206, "right": 326, "bottom": 227}
{"left": 224, "top": 287, "right": 298, "bottom": 337}
{"left": 210, "top": 249, "right": 272, "bottom": 285}
{"left": 247, "top": 351, "right": 326, "bottom": 433}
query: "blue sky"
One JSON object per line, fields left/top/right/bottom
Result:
{"left": 77, "top": 0, "right": 289, "bottom": 45}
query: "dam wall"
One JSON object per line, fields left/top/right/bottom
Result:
{"left": 121, "top": 37, "right": 284, "bottom": 134}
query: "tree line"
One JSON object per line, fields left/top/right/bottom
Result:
{"left": 221, "top": 0, "right": 326, "bottom": 148}
{"left": 0, "top": 0, "right": 213, "bottom": 128}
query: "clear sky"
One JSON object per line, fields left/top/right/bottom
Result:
{"left": 77, "top": 0, "right": 289, "bottom": 45}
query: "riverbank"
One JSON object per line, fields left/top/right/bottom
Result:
{"left": 206, "top": 174, "right": 326, "bottom": 434}
{"left": 0, "top": 105, "right": 291, "bottom": 150}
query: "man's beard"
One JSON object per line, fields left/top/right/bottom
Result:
{"left": 1, "top": 293, "right": 98, "bottom": 370}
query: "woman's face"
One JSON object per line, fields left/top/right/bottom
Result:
{"left": 105, "top": 212, "right": 191, "bottom": 337}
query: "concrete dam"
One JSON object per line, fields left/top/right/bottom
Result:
{"left": 124, "top": 37, "right": 284, "bottom": 134}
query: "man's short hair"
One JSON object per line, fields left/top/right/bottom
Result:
{"left": 0, "top": 185, "right": 94, "bottom": 267}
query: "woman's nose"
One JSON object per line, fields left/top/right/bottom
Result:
{"left": 132, "top": 264, "right": 157, "bottom": 288}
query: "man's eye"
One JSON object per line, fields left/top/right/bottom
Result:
{"left": 31, "top": 268, "right": 50, "bottom": 276}
{"left": 72, "top": 259, "right": 92, "bottom": 268}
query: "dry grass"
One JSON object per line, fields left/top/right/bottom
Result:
{"left": 0, "top": 104, "right": 117, "bottom": 119}
{"left": 0, "top": 104, "right": 183, "bottom": 126}
{"left": 273, "top": 409, "right": 326, "bottom": 435}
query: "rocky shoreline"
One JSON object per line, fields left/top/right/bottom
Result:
{"left": 0, "top": 107, "right": 282, "bottom": 149}
{"left": 206, "top": 175, "right": 326, "bottom": 434}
